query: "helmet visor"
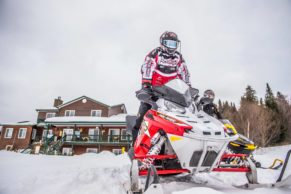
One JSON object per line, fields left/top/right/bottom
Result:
{"left": 162, "top": 39, "right": 178, "bottom": 49}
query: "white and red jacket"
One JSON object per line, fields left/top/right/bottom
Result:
{"left": 141, "top": 47, "right": 191, "bottom": 87}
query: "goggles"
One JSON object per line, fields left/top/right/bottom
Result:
{"left": 204, "top": 93, "right": 215, "bottom": 99}
{"left": 162, "top": 39, "right": 179, "bottom": 49}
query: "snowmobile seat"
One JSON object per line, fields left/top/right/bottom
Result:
{"left": 126, "top": 115, "right": 137, "bottom": 135}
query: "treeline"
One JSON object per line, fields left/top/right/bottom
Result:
{"left": 218, "top": 83, "right": 291, "bottom": 147}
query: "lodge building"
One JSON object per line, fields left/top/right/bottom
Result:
{"left": 0, "top": 96, "right": 131, "bottom": 155}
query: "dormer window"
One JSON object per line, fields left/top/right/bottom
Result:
{"left": 91, "top": 110, "right": 102, "bottom": 117}
{"left": 46, "top": 112, "right": 56, "bottom": 118}
{"left": 65, "top": 110, "right": 75, "bottom": 117}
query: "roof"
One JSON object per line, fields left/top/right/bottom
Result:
{"left": 45, "top": 114, "right": 127, "bottom": 126}
{"left": 35, "top": 108, "right": 58, "bottom": 112}
{"left": 56, "top": 96, "right": 110, "bottom": 109}
{"left": 0, "top": 121, "right": 36, "bottom": 126}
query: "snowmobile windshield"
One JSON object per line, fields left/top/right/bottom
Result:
{"left": 153, "top": 79, "right": 192, "bottom": 107}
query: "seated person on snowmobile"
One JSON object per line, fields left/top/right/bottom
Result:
{"left": 200, "top": 89, "right": 223, "bottom": 119}
{"left": 132, "top": 31, "right": 191, "bottom": 145}
{"left": 200, "top": 90, "right": 259, "bottom": 159}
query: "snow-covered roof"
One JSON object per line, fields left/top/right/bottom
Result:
{"left": 36, "top": 107, "right": 58, "bottom": 112}
{"left": 0, "top": 121, "right": 36, "bottom": 126}
{"left": 45, "top": 114, "right": 127, "bottom": 126}
{"left": 56, "top": 96, "right": 110, "bottom": 109}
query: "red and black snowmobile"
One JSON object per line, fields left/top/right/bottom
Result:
{"left": 126, "top": 79, "right": 291, "bottom": 194}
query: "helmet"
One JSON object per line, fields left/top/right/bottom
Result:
{"left": 203, "top": 89, "right": 215, "bottom": 102}
{"left": 160, "top": 31, "right": 180, "bottom": 54}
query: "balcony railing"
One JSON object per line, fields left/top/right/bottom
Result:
{"left": 61, "top": 134, "right": 132, "bottom": 144}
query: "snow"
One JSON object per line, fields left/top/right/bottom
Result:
{"left": 45, "top": 114, "right": 127, "bottom": 123}
{"left": 0, "top": 121, "right": 36, "bottom": 126}
{"left": 0, "top": 145, "right": 290, "bottom": 194}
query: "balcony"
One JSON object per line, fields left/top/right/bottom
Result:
{"left": 60, "top": 134, "right": 132, "bottom": 146}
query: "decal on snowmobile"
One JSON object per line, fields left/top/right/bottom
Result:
{"left": 169, "top": 135, "right": 183, "bottom": 142}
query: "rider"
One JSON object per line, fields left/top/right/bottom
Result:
{"left": 132, "top": 31, "right": 191, "bottom": 145}
{"left": 202, "top": 89, "right": 223, "bottom": 120}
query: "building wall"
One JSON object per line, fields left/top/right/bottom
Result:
{"left": 0, "top": 125, "right": 33, "bottom": 150}
{"left": 109, "top": 105, "right": 126, "bottom": 116}
{"left": 58, "top": 99, "right": 109, "bottom": 117}
{"left": 55, "top": 125, "right": 129, "bottom": 155}
{"left": 37, "top": 111, "right": 59, "bottom": 122}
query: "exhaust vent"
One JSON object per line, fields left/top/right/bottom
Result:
{"left": 203, "top": 131, "right": 211, "bottom": 135}
{"left": 215, "top": 132, "right": 221, "bottom": 135}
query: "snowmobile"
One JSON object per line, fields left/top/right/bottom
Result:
{"left": 126, "top": 79, "right": 291, "bottom": 194}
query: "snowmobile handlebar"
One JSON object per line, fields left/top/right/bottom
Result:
{"left": 136, "top": 89, "right": 158, "bottom": 110}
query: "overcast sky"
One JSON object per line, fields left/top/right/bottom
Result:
{"left": 0, "top": 0, "right": 290, "bottom": 123}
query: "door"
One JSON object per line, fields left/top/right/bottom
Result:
{"left": 88, "top": 128, "right": 99, "bottom": 141}
{"left": 108, "top": 129, "right": 120, "bottom": 142}
{"left": 63, "top": 128, "right": 74, "bottom": 141}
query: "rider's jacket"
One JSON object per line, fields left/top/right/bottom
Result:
{"left": 141, "top": 47, "right": 191, "bottom": 87}
{"left": 203, "top": 103, "right": 223, "bottom": 120}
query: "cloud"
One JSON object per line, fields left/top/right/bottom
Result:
{"left": 0, "top": 0, "right": 291, "bottom": 122}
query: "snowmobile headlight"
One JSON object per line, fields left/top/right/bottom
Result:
{"left": 164, "top": 100, "right": 186, "bottom": 114}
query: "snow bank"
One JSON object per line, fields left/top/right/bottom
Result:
{"left": 0, "top": 151, "right": 131, "bottom": 194}
{"left": 0, "top": 145, "right": 290, "bottom": 194}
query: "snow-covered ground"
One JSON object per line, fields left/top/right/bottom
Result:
{"left": 0, "top": 145, "right": 290, "bottom": 194}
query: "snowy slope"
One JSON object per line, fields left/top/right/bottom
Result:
{"left": 0, "top": 145, "right": 290, "bottom": 194}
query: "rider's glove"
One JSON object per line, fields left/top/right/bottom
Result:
{"left": 142, "top": 83, "right": 153, "bottom": 95}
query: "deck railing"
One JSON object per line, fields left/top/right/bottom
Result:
{"left": 61, "top": 134, "right": 132, "bottom": 143}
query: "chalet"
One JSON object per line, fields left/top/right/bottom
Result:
{"left": 0, "top": 96, "right": 131, "bottom": 155}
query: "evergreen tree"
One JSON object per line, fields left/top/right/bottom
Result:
{"left": 241, "top": 85, "right": 258, "bottom": 104}
{"left": 265, "top": 83, "right": 278, "bottom": 112}
{"left": 276, "top": 91, "right": 289, "bottom": 143}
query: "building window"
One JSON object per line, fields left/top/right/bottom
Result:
{"left": 112, "top": 149, "right": 122, "bottom": 155}
{"left": 42, "top": 129, "right": 53, "bottom": 139}
{"left": 91, "top": 110, "right": 102, "bottom": 117}
{"left": 121, "top": 129, "right": 127, "bottom": 140}
{"left": 108, "top": 129, "right": 120, "bottom": 142}
{"left": 18, "top": 128, "right": 27, "bottom": 139}
{"left": 4, "top": 128, "right": 13, "bottom": 139}
{"left": 62, "top": 147, "right": 72, "bottom": 156}
{"left": 88, "top": 128, "right": 99, "bottom": 141}
{"left": 86, "top": 148, "right": 98, "bottom": 153}
{"left": 65, "top": 110, "right": 75, "bottom": 117}
{"left": 63, "top": 128, "right": 74, "bottom": 141}
{"left": 46, "top": 112, "right": 56, "bottom": 118}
